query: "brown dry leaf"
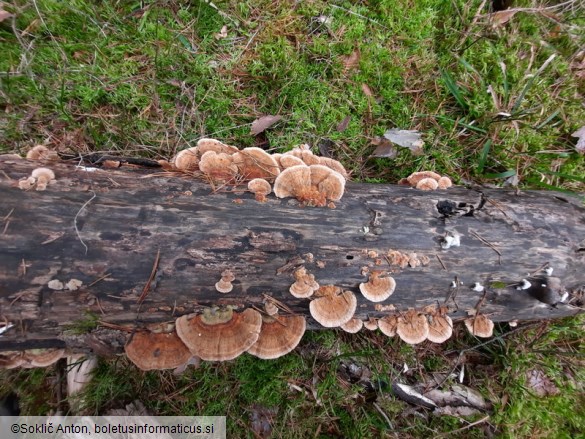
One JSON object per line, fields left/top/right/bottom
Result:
{"left": 526, "top": 369, "right": 560, "bottom": 397}
{"left": 336, "top": 115, "right": 351, "bottom": 132}
{"left": 361, "top": 83, "right": 374, "bottom": 97}
{"left": 342, "top": 49, "right": 360, "bottom": 73}
{"left": 102, "top": 160, "right": 121, "bottom": 168}
{"left": 370, "top": 137, "right": 397, "bottom": 159}
{"left": 0, "top": 8, "right": 13, "bottom": 22}
{"left": 214, "top": 25, "right": 228, "bottom": 40}
{"left": 250, "top": 115, "right": 283, "bottom": 136}
{"left": 491, "top": 10, "right": 517, "bottom": 26}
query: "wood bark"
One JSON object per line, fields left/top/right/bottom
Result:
{"left": 0, "top": 156, "right": 583, "bottom": 353}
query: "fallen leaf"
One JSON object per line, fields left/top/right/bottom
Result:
{"left": 317, "top": 138, "right": 335, "bottom": 158}
{"left": 0, "top": 9, "right": 13, "bottom": 22}
{"left": 361, "top": 83, "right": 374, "bottom": 97}
{"left": 526, "top": 369, "right": 560, "bottom": 397}
{"left": 571, "top": 126, "right": 585, "bottom": 154}
{"left": 490, "top": 10, "right": 517, "bottom": 26}
{"left": 342, "top": 49, "right": 360, "bottom": 73}
{"left": 383, "top": 128, "right": 424, "bottom": 155}
{"left": 214, "top": 25, "right": 228, "bottom": 40}
{"left": 250, "top": 115, "right": 283, "bottom": 136}
{"left": 249, "top": 405, "right": 278, "bottom": 439}
{"left": 370, "top": 137, "right": 397, "bottom": 158}
{"left": 336, "top": 115, "right": 351, "bottom": 132}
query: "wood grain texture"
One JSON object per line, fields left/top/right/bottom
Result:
{"left": 0, "top": 156, "right": 583, "bottom": 352}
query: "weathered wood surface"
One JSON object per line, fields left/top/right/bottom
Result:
{"left": 0, "top": 156, "right": 583, "bottom": 352}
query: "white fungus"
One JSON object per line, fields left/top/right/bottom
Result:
{"left": 544, "top": 267, "right": 553, "bottom": 276}
{"left": 441, "top": 231, "right": 461, "bottom": 249}
{"left": 472, "top": 282, "right": 484, "bottom": 292}
{"left": 516, "top": 279, "right": 532, "bottom": 290}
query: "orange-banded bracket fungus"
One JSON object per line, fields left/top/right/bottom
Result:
{"left": 378, "top": 315, "right": 399, "bottom": 337}
{"left": 521, "top": 276, "right": 568, "bottom": 305}
{"left": 279, "top": 155, "right": 305, "bottom": 169}
{"left": 406, "top": 171, "right": 441, "bottom": 186}
{"left": 359, "top": 271, "right": 396, "bottom": 302}
{"left": 175, "top": 307, "right": 262, "bottom": 361}
{"left": 247, "top": 314, "right": 306, "bottom": 360}
{"left": 199, "top": 151, "right": 239, "bottom": 181}
{"left": 340, "top": 318, "right": 363, "bottom": 333}
{"left": 19, "top": 349, "right": 65, "bottom": 368}
{"left": 197, "top": 138, "right": 239, "bottom": 155}
{"left": 26, "top": 145, "right": 59, "bottom": 161}
{"left": 285, "top": 146, "right": 321, "bottom": 165}
{"left": 437, "top": 176, "right": 452, "bottom": 189}
{"left": 215, "top": 269, "right": 235, "bottom": 294}
{"left": 125, "top": 327, "right": 193, "bottom": 371}
{"left": 247, "top": 178, "right": 272, "bottom": 202}
{"left": 464, "top": 314, "right": 494, "bottom": 338}
{"left": 18, "top": 176, "right": 36, "bottom": 190}
{"left": 318, "top": 157, "right": 348, "bottom": 179}
{"left": 309, "top": 285, "right": 357, "bottom": 328}
{"left": 363, "top": 318, "right": 378, "bottom": 331}
{"left": 232, "top": 147, "right": 280, "bottom": 181}
{"left": 0, "top": 352, "right": 26, "bottom": 369}
{"left": 425, "top": 306, "right": 453, "bottom": 344}
{"left": 289, "top": 267, "right": 319, "bottom": 298}
{"left": 396, "top": 309, "right": 430, "bottom": 345}
{"left": 173, "top": 147, "right": 200, "bottom": 171}
{"left": 273, "top": 165, "right": 346, "bottom": 207}
{"left": 416, "top": 178, "right": 439, "bottom": 191}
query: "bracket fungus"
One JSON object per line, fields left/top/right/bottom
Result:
{"left": 173, "top": 147, "right": 200, "bottom": 171}
{"left": 416, "top": 178, "right": 439, "bottom": 191}
{"left": 26, "top": 145, "right": 59, "bottom": 161}
{"left": 318, "top": 157, "right": 348, "bottom": 179}
{"left": 247, "top": 314, "right": 306, "bottom": 360}
{"left": 232, "top": 147, "right": 280, "bottom": 181}
{"left": 199, "top": 151, "right": 238, "bottom": 181}
{"left": 464, "top": 314, "right": 494, "bottom": 338}
{"left": 289, "top": 267, "right": 320, "bottom": 298}
{"left": 359, "top": 271, "right": 396, "bottom": 302}
{"left": 363, "top": 318, "right": 379, "bottom": 331}
{"left": 378, "top": 315, "right": 399, "bottom": 337}
{"left": 285, "top": 147, "right": 321, "bottom": 165}
{"left": 309, "top": 285, "right": 357, "bottom": 328}
{"left": 406, "top": 171, "right": 441, "bottom": 186}
{"left": 175, "top": 308, "right": 262, "bottom": 361}
{"left": 197, "top": 138, "right": 239, "bottom": 155}
{"left": 396, "top": 309, "right": 430, "bottom": 345}
{"left": 425, "top": 306, "right": 453, "bottom": 344}
{"left": 340, "top": 318, "right": 363, "bottom": 333}
{"left": 273, "top": 164, "right": 346, "bottom": 207}
{"left": 19, "top": 349, "right": 65, "bottom": 368}
{"left": 248, "top": 178, "right": 272, "bottom": 202}
{"left": 437, "top": 176, "right": 452, "bottom": 189}
{"left": 279, "top": 154, "right": 305, "bottom": 169}
{"left": 125, "top": 328, "right": 192, "bottom": 371}
{"left": 215, "top": 270, "right": 235, "bottom": 294}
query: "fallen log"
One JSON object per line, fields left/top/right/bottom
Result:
{"left": 0, "top": 155, "right": 583, "bottom": 354}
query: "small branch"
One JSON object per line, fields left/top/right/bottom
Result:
{"left": 74, "top": 191, "right": 96, "bottom": 255}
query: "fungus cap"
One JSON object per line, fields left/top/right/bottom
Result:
{"left": 426, "top": 314, "right": 453, "bottom": 343}
{"left": 289, "top": 267, "right": 319, "bottom": 298}
{"left": 273, "top": 165, "right": 311, "bottom": 199}
{"left": 175, "top": 308, "right": 262, "bottom": 361}
{"left": 437, "top": 176, "right": 452, "bottom": 189}
{"left": 173, "top": 147, "right": 200, "bottom": 171}
{"left": 406, "top": 171, "right": 441, "bottom": 186}
{"left": 125, "top": 330, "right": 192, "bottom": 370}
{"left": 309, "top": 286, "right": 357, "bottom": 328}
{"left": 199, "top": 151, "right": 238, "bottom": 181}
{"left": 264, "top": 301, "right": 279, "bottom": 316}
{"left": 286, "top": 147, "right": 321, "bottom": 165}
{"left": 464, "top": 314, "right": 494, "bottom": 338}
{"left": 318, "top": 157, "right": 348, "bottom": 179}
{"left": 363, "top": 318, "right": 378, "bottom": 331}
{"left": 416, "top": 178, "right": 439, "bottom": 191}
{"left": 26, "top": 145, "right": 58, "bottom": 161}
{"left": 24, "top": 348, "right": 65, "bottom": 367}
{"left": 378, "top": 315, "right": 399, "bottom": 337}
{"left": 232, "top": 147, "right": 280, "bottom": 181}
{"left": 215, "top": 270, "right": 235, "bottom": 293}
{"left": 279, "top": 155, "right": 305, "bottom": 169}
{"left": 31, "top": 167, "right": 55, "bottom": 183}
{"left": 310, "top": 165, "right": 346, "bottom": 201}
{"left": 0, "top": 351, "right": 26, "bottom": 369}
{"left": 248, "top": 178, "right": 272, "bottom": 202}
{"left": 247, "top": 315, "right": 306, "bottom": 359}
{"left": 396, "top": 309, "right": 429, "bottom": 345}
{"left": 340, "top": 318, "right": 363, "bottom": 333}
{"left": 197, "top": 138, "right": 239, "bottom": 155}
{"left": 359, "top": 271, "right": 396, "bottom": 302}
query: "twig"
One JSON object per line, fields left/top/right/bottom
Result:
{"left": 137, "top": 249, "right": 161, "bottom": 304}
{"left": 88, "top": 273, "right": 111, "bottom": 287}
{"left": 373, "top": 402, "right": 393, "bottom": 429}
{"left": 331, "top": 5, "right": 389, "bottom": 30}
{"left": 74, "top": 191, "right": 96, "bottom": 254}
{"left": 436, "top": 254, "right": 447, "bottom": 270}
{"left": 436, "top": 415, "right": 490, "bottom": 438}
{"left": 469, "top": 230, "right": 501, "bottom": 264}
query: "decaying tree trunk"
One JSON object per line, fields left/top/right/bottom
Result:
{"left": 0, "top": 156, "right": 583, "bottom": 353}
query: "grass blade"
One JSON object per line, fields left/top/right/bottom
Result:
{"left": 477, "top": 139, "right": 492, "bottom": 173}
{"left": 441, "top": 68, "right": 467, "bottom": 111}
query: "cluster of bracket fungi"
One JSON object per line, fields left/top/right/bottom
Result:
{"left": 2, "top": 142, "right": 464, "bottom": 371}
